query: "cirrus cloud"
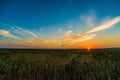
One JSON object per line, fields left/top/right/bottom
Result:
{"left": 0, "top": 30, "right": 21, "bottom": 40}
{"left": 60, "top": 16, "right": 120, "bottom": 47}
{"left": 84, "top": 16, "right": 120, "bottom": 34}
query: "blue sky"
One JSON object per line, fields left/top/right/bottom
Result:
{"left": 1, "top": 0, "right": 119, "bottom": 28}
{"left": 0, "top": 0, "right": 120, "bottom": 48}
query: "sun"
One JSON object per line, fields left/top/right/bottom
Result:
{"left": 88, "top": 47, "right": 90, "bottom": 50}
{"left": 87, "top": 47, "right": 90, "bottom": 51}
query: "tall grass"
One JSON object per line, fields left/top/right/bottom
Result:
{"left": 0, "top": 49, "right": 120, "bottom": 80}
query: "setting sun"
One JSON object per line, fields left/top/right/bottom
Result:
{"left": 87, "top": 47, "right": 91, "bottom": 51}
{"left": 88, "top": 47, "right": 90, "bottom": 49}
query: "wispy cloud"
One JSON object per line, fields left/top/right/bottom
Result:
{"left": 80, "top": 10, "right": 96, "bottom": 27}
{"left": 60, "top": 16, "right": 120, "bottom": 47}
{"left": 0, "top": 30, "right": 21, "bottom": 40}
{"left": 58, "top": 28, "right": 62, "bottom": 32}
{"left": 84, "top": 16, "right": 120, "bottom": 34}
{"left": 60, "top": 34, "right": 96, "bottom": 46}
{"left": 0, "top": 23, "right": 48, "bottom": 47}
{"left": 1, "top": 24, "right": 40, "bottom": 39}
{"left": 0, "top": 16, "right": 120, "bottom": 48}
{"left": 12, "top": 26, "right": 39, "bottom": 39}
{"left": 11, "top": 26, "right": 49, "bottom": 45}
{"left": 63, "top": 30, "right": 72, "bottom": 37}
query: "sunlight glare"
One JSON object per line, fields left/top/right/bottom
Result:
{"left": 87, "top": 47, "right": 90, "bottom": 51}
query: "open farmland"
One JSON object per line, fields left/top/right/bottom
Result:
{"left": 0, "top": 48, "right": 120, "bottom": 80}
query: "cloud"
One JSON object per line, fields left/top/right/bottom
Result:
{"left": 0, "top": 16, "right": 120, "bottom": 48}
{"left": 58, "top": 28, "right": 62, "bottom": 32}
{"left": 62, "top": 33, "right": 81, "bottom": 41}
{"left": 60, "top": 16, "right": 120, "bottom": 47}
{"left": 73, "top": 34, "right": 96, "bottom": 42}
{"left": 85, "top": 16, "right": 120, "bottom": 34}
{"left": 10, "top": 26, "right": 48, "bottom": 41}
{"left": 0, "top": 23, "right": 48, "bottom": 47}
{"left": 14, "top": 26, "right": 39, "bottom": 38}
{"left": 80, "top": 10, "right": 96, "bottom": 27}
{"left": 12, "top": 26, "right": 49, "bottom": 45}
{"left": 0, "top": 30, "right": 20, "bottom": 40}
{"left": 63, "top": 30, "right": 72, "bottom": 37}
{"left": 60, "top": 34, "right": 96, "bottom": 46}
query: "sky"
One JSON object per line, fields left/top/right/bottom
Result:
{"left": 0, "top": 0, "right": 120, "bottom": 49}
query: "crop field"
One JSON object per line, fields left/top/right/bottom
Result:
{"left": 0, "top": 48, "right": 120, "bottom": 80}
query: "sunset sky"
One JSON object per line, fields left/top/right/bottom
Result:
{"left": 0, "top": 0, "right": 120, "bottom": 48}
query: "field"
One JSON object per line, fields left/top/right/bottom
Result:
{"left": 0, "top": 48, "right": 120, "bottom": 80}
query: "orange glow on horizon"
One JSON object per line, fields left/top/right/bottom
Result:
{"left": 86, "top": 47, "right": 91, "bottom": 51}
{"left": 87, "top": 47, "right": 90, "bottom": 50}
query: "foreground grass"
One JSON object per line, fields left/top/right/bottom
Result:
{"left": 0, "top": 48, "right": 120, "bottom": 80}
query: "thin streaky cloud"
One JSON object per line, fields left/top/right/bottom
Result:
{"left": 14, "top": 26, "right": 39, "bottom": 39}
{"left": 85, "top": 16, "right": 120, "bottom": 34}
{"left": 0, "top": 23, "right": 40, "bottom": 39}
{"left": 60, "top": 16, "right": 120, "bottom": 47}
{"left": 67, "top": 34, "right": 96, "bottom": 46}
{"left": 0, "top": 30, "right": 21, "bottom": 40}
{"left": 0, "top": 23, "right": 47, "bottom": 45}
{"left": 12, "top": 26, "right": 48, "bottom": 44}
{"left": 60, "top": 34, "right": 96, "bottom": 46}
{"left": 63, "top": 30, "right": 72, "bottom": 37}
{"left": 0, "top": 16, "right": 120, "bottom": 48}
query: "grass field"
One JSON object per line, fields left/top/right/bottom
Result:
{"left": 0, "top": 48, "right": 120, "bottom": 80}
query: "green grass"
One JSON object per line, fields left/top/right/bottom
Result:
{"left": 0, "top": 48, "right": 120, "bottom": 80}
